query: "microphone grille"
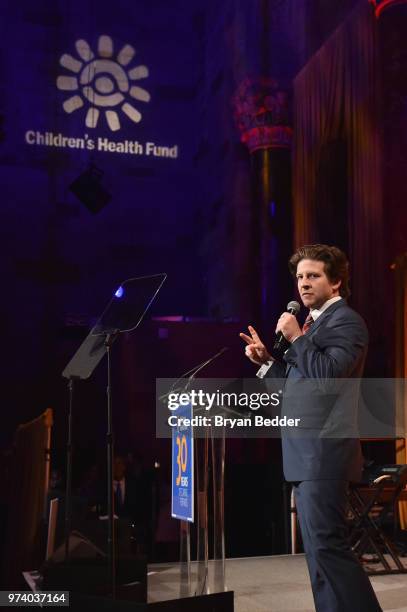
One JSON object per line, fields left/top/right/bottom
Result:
{"left": 287, "top": 300, "right": 301, "bottom": 315}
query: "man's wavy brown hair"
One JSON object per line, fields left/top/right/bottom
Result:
{"left": 288, "top": 244, "right": 350, "bottom": 299}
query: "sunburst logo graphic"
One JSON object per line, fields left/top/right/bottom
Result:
{"left": 56, "top": 35, "right": 150, "bottom": 131}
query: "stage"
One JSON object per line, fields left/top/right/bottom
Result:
{"left": 148, "top": 554, "right": 407, "bottom": 612}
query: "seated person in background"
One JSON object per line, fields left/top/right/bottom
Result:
{"left": 113, "top": 454, "right": 136, "bottom": 519}
{"left": 113, "top": 453, "right": 153, "bottom": 557}
{"left": 76, "top": 462, "right": 101, "bottom": 516}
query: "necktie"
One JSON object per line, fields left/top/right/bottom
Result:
{"left": 302, "top": 313, "right": 314, "bottom": 334}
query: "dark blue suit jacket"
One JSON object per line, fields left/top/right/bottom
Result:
{"left": 265, "top": 298, "right": 368, "bottom": 482}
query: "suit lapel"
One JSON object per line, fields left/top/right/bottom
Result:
{"left": 306, "top": 298, "right": 345, "bottom": 338}
{"left": 284, "top": 299, "right": 346, "bottom": 375}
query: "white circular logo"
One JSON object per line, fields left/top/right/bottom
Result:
{"left": 56, "top": 35, "right": 150, "bottom": 131}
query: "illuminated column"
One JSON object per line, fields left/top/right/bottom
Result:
{"left": 233, "top": 77, "right": 293, "bottom": 326}
{"left": 369, "top": 0, "right": 407, "bottom": 18}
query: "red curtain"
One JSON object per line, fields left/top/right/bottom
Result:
{"left": 394, "top": 254, "right": 407, "bottom": 527}
{"left": 292, "top": 1, "right": 383, "bottom": 334}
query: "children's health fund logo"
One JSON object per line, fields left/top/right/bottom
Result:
{"left": 56, "top": 35, "right": 150, "bottom": 132}
{"left": 24, "top": 34, "right": 179, "bottom": 158}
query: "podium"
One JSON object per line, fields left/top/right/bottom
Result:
{"left": 179, "top": 431, "right": 226, "bottom": 597}
{"left": 161, "top": 352, "right": 231, "bottom": 601}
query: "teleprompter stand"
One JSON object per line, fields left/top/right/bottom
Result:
{"left": 62, "top": 274, "right": 167, "bottom": 598}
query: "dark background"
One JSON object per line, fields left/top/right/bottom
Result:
{"left": 0, "top": 0, "right": 406, "bottom": 561}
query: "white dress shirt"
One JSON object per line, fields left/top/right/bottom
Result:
{"left": 308, "top": 295, "right": 342, "bottom": 322}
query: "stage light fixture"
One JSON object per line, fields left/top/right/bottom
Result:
{"left": 69, "top": 164, "right": 112, "bottom": 213}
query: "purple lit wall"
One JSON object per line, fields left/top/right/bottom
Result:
{"left": 0, "top": 0, "right": 367, "bottom": 448}
{"left": 0, "top": 0, "right": 208, "bottom": 443}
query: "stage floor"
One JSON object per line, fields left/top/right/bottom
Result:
{"left": 148, "top": 554, "right": 407, "bottom": 612}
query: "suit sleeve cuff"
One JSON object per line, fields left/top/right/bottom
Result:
{"left": 256, "top": 360, "right": 274, "bottom": 379}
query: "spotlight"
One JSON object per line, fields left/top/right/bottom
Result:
{"left": 69, "top": 164, "right": 111, "bottom": 213}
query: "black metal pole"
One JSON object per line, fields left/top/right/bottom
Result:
{"left": 105, "top": 334, "right": 117, "bottom": 598}
{"left": 282, "top": 481, "right": 291, "bottom": 555}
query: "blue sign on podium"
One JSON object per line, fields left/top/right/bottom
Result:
{"left": 171, "top": 402, "right": 194, "bottom": 522}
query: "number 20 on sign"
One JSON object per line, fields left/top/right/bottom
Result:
{"left": 176, "top": 434, "right": 188, "bottom": 487}
{"left": 171, "top": 404, "right": 194, "bottom": 522}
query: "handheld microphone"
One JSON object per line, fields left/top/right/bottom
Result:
{"left": 272, "top": 300, "right": 301, "bottom": 359}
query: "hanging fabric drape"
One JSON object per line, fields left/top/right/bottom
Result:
{"left": 1, "top": 408, "right": 53, "bottom": 587}
{"left": 394, "top": 254, "right": 407, "bottom": 529}
{"left": 292, "top": 1, "right": 383, "bottom": 326}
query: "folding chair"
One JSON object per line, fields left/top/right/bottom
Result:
{"left": 348, "top": 464, "right": 407, "bottom": 575}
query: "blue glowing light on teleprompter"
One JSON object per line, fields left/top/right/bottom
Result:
{"left": 115, "top": 286, "right": 124, "bottom": 298}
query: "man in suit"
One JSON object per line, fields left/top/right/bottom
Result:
{"left": 240, "top": 244, "right": 382, "bottom": 612}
